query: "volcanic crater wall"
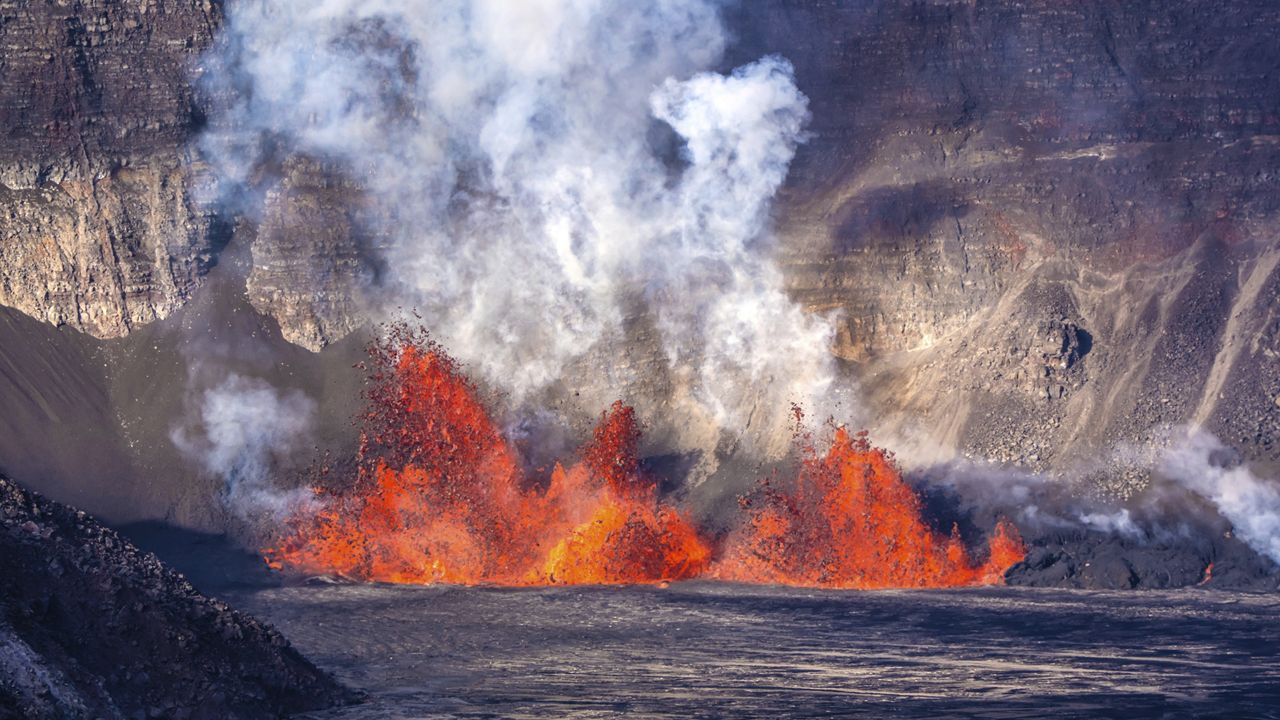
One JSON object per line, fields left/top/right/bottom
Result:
{"left": 0, "top": 0, "right": 223, "bottom": 336}
{"left": 727, "top": 0, "right": 1280, "bottom": 488}
{"left": 0, "top": 0, "right": 1277, "bottom": 522}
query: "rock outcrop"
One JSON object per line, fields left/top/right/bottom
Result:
{"left": 1007, "top": 523, "right": 1280, "bottom": 591}
{"left": 0, "top": 0, "right": 224, "bottom": 337}
{"left": 0, "top": 474, "right": 352, "bottom": 719}
{"left": 247, "top": 156, "right": 381, "bottom": 351}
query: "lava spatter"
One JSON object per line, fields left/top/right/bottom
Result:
{"left": 713, "top": 426, "right": 1025, "bottom": 589}
{"left": 267, "top": 326, "right": 1022, "bottom": 588}
{"left": 266, "top": 329, "right": 712, "bottom": 585}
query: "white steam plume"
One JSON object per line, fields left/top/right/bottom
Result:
{"left": 201, "top": 0, "right": 839, "bottom": 457}
{"left": 172, "top": 374, "right": 318, "bottom": 519}
{"left": 1076, "top": 509, "right": 1144, "bottom": 540}
{"left": 1160, "top": 429, "right": 1280, "bottom": 564}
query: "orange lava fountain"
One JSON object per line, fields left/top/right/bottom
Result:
{"left": 265, "top": 328, "right": 709, "bottom": 585}
{"left": 265, "top": 326, "right": 1024, "bottom": 588}
{"left": 713, "top": 424, "right": 1025, "bottom": 588}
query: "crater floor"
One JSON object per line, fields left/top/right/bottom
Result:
{"left": 232, "top": 583, "right": 1280, "bottom": 718}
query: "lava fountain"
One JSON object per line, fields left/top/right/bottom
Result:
{"left": 266, "top": 326, "right": 710, "bottom": 585}
{"left": 266, "top": 326, "right": 1024, "bottom": 588}
{"left": 714, "top": 418, "right": 1025, "bottom": 588}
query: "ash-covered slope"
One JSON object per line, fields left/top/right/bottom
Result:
{"left": 727, "top": 0, "right": 1280, "bottom": 488}
{"left": 0, "top": 475, "right": 352, "bottom": 720}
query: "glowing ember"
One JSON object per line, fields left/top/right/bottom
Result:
{"left": 1198, "top": 562, "right": 1215, "bottom": 586}
{"left": 266, "top": 327, "right": 1024, "bottom": 588}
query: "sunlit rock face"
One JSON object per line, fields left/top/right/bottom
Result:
{"left": 0, "top": 0, "right": 224, "bottom": 337}
{"left": 247, "top": 156, "right": 384, "bottom": 352}
{"left": 726, "top": 0, "right": 1280, "bottom": 485}
{"left": 0, "top": 0, "right": 371, "bottom": 347}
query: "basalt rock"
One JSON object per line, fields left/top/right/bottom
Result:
{"left": 1007, "top": 526, "right": 1280, "bottom": 592}
{"left": 0, "top": 0, "right": 225, "bottom": 338}
{"left": 0, "top": 475, "right": 354, "bottom": 720}
{"left": 247, "top": 156, "right": 383, "bottom": 352}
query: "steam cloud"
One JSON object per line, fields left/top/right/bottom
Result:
{"left": 1161, "top": 429, "right": 1280, "bottom": 565}
{"left": 200, "top": 0, "right": 839, "bottom": 458}
{"left": 172, "top": 374, "right": 317, "bottom": 519}
{"left": 915, "top": 432, "right": 1279, "bottom": 556}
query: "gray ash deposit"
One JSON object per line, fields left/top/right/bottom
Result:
{"left": 0, "top": 476, "right": 353, "bottom": 720}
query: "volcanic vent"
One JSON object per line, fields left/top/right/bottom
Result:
{"left": 266, "top": 326, "right": 1024, "bottom": 589}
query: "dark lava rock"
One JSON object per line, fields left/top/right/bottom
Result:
{"left": 0, "top": 475, "right": 354, "bottom": 720}
{"left": 1007, "top": 525, "right": 1280, "bottom": 592}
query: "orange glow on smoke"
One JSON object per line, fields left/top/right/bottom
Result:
{"left": 266, "top": 328, "right": 1023, "bottom": 588}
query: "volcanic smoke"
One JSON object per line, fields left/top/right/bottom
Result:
{"left": 267, "top": 327, "right": 1024, "bottom": 588}
{"left": 201, "top": 0, "right": 843, "bottom": 470}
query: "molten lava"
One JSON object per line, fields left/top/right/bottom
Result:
{"left": 266, "top": 329, "right": 709, "bottom": 585}
{"left": 713, "top": 427, "right": 1025, "bottom": 588}
{"left": 267, "top": 326, "right": 1024, "bottom": 588}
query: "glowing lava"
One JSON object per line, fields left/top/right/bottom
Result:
{"left": 266, "top": 329, "right": 710, "bottom": 585}
{"left": 267, "top": 327, "right": 1024, "bottom": 588}
{"left": 713, "top": 426, "right": 1025, "bottom": 589}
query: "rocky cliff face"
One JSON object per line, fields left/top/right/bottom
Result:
{"left": 0, "top": 0, "right": 1277, "bottom": 507}
{"left": 246, "top": 156, "right": 383, "bottom": 351}
{"left": 725, "top": 0, "right": 1280, "bottom": 487}
{"left": 0, "top": 0, "right": 224, "bottom": 337}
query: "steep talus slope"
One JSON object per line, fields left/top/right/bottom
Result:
{"left": 0, "top": 305, "right": 133, "bottom": 515}
{"left": 0, "top": 475, "right": 352, "bottom": 719}
{"left": 0, "top": 255, "right": 367, "bottom": 529}
{"left": 725, "top": 0, "right": 1280, "bottom": 485}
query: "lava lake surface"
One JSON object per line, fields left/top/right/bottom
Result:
{"left": 229, "top": 583, "right": 1280, "bottom": 719}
